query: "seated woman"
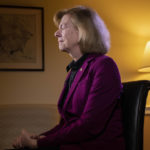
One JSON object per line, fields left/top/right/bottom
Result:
{"left": 13, "top": 6, "right": 125, "bottom": 150}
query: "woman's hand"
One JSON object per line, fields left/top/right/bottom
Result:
{"left": 30, "top": 134, "right": 46, "bottom": 140}
{"left": 20, "top": 129, "right": 38, "bottom": 149}
{"left": 13, "top": 129, "right": 39, "bottom": 149}
{"left": 12, "top": 135, "right": 23, "bottom": 149}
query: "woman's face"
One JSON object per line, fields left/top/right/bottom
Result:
{"left": 54, "top": 14, "right": 79, "bottom": 53}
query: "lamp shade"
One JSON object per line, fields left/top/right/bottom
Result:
{"left": 138, "top": 41, "right": 150, "bottom": 72}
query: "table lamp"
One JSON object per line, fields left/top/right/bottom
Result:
{"left": 138, "top": 41, "right": 150, "bottom": 72}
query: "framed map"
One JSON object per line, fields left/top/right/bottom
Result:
{"left": 0, "top": 6, "right": 44, "bottom": 71}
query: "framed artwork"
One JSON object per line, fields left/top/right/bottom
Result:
{"left": 0, "top": 5, "right": 44, "bottom": 71}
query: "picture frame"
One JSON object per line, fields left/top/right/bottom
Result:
{"left": 0, "top": 5, "right": 44, "bottom": 71}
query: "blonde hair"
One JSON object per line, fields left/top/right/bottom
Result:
{"left": 53, "top": 6, "right": 110, "bottom": 54}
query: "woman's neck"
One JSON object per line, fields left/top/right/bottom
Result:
{"left": 68, "top": 48, "right": 83, "bottom": 61}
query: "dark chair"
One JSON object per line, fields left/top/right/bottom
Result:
{"left": 121, "top": 80, "right": 150, "bottom": 150}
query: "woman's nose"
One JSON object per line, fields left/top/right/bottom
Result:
{"left": 54, "top": 29, "right": 61, "bottom": 37}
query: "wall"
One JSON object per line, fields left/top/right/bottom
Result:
{"left": 0, "top": 0, "right": 72, "bottom": 104}
{"left": 0, "top": 0, "right": 150, "bottom": 105}
{"left": 144, "top": 115, "right": 150, "bottom": 150}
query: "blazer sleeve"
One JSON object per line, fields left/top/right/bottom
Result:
{"left": 37, "top": 57, "right": 123, "bottom": 148}
{"left": 39, "top": 118, "right": 64, "bottom": 136}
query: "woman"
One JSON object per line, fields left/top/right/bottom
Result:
{"left": 13, "top": 6, "right": 125, "bottom": 150}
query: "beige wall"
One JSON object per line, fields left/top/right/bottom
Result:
{"left": 0, "top": 0, "right": 72, "bottom": 104}
{"left": 0, "top": 0, "right": 150, "bottom": 105}
{"left": 144, "top": 115, "right": 150, "bottom": 150}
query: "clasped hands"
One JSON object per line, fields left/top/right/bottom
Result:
{"left": 12, "top": 129, "right": 45, "bottom": 149}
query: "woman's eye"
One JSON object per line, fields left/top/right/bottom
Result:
{"left": 61, "top": 25, "right": 66, "bottom": 29}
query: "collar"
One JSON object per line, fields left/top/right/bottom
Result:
{"left": 66, "top": 54, "right": 88, "bottom": 72}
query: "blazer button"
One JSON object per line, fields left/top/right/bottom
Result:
{"left": 80, "top": 68, "right": 83, "bottom": 71}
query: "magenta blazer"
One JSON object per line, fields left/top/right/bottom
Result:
{"left": 38, "top": 54, "right": 125, "bottom": 150}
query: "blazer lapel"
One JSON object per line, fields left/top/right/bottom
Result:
{"left": 63, "top": 54, "right": 96, "bottom": 109}
{"left": 58, "top": 71, "right": 71, "bottom": 113}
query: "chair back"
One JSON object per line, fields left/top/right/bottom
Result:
{"left": 121, "top": 80, "right": 150, "bottom": 150}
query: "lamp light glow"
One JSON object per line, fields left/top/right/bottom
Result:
{"left": 138, "top": 41, "right": 150, "bottom": 72}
